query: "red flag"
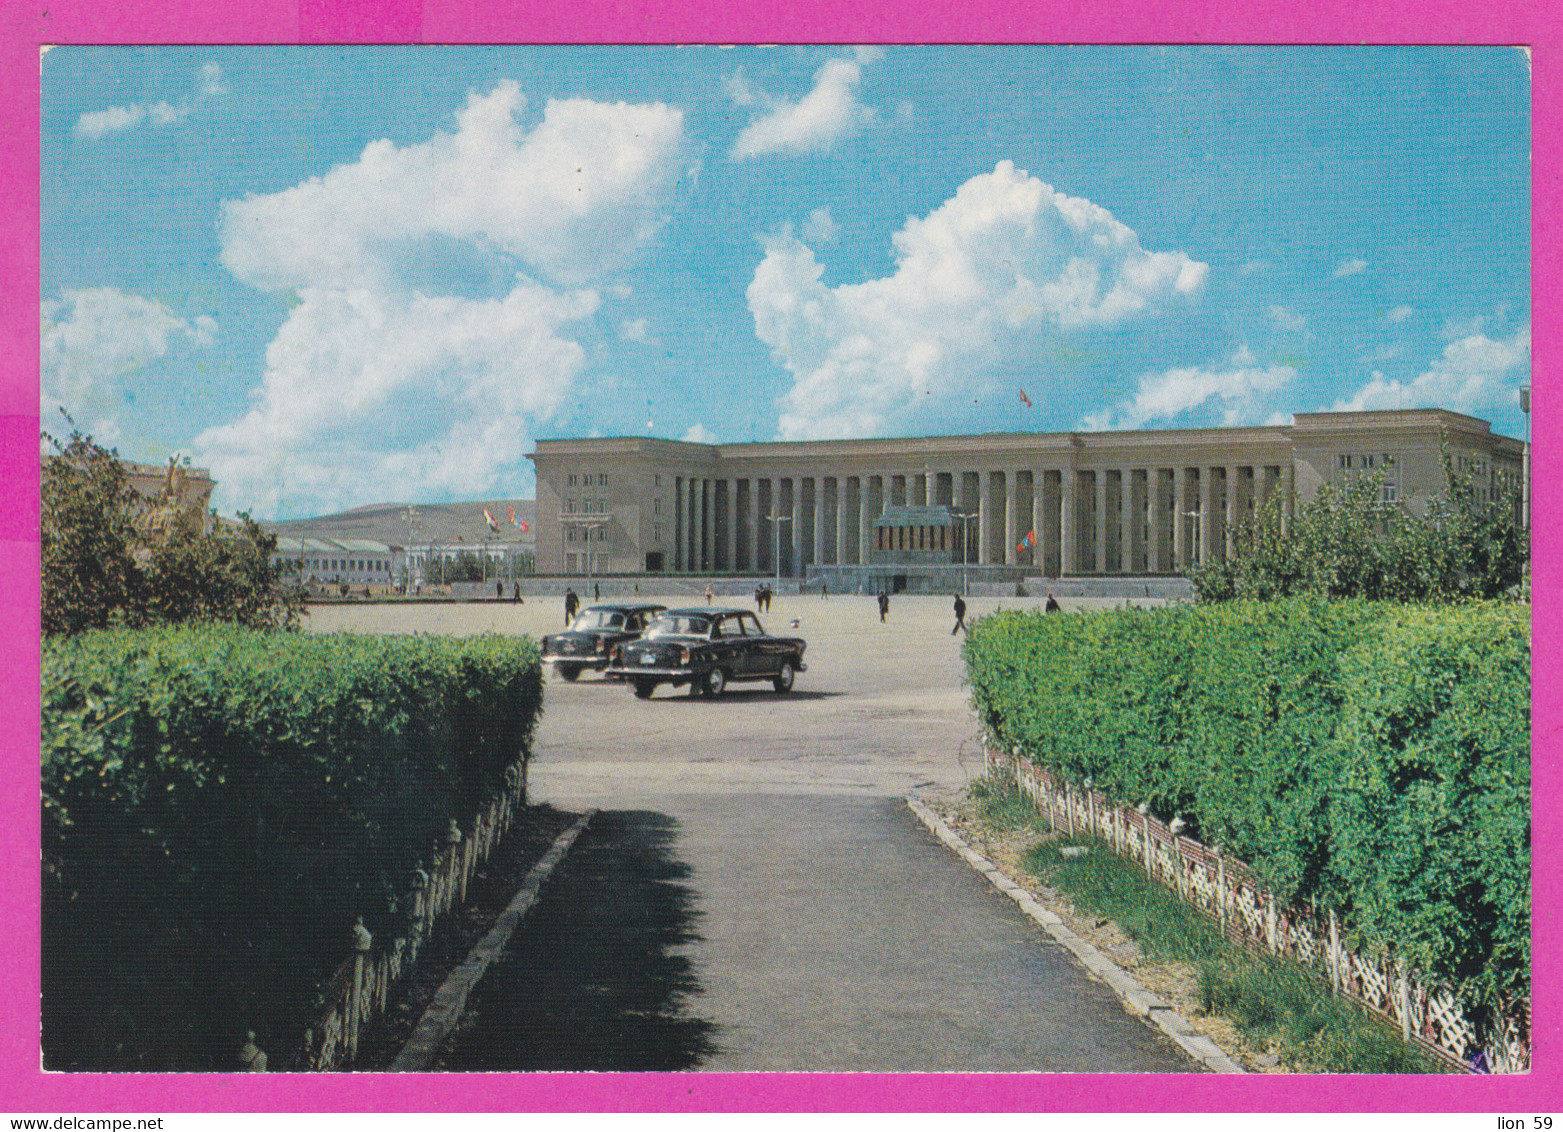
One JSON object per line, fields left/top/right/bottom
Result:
{"left": 507, "top": 504, "right": 517, "bottom": 526}
{"left": 483, "top": 507, "right": 500, "bottom": 533}
{"left": 518, "top": 519, "right": 530, "bottom": 533}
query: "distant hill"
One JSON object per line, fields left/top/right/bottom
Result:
{"left": 262, "top": 499, "right": 536, "bottom": 547}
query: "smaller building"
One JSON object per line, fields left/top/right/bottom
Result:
{"left": 272, "top": 537, "right": 402, "bottom": 588}
{"left": 869, "top": 506, "right": 964, "bottom": 566}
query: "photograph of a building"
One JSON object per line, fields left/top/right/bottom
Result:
{"left": 533, "top": 408, "right": 1522, "bottom": 582}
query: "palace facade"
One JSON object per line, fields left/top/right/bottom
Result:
{"left": 528, "top": 409, "right": 1522, "bottom": 577}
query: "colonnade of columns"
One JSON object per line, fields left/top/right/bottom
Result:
{"left": 669, "top": 464, "right": 1292, "bottom": 575}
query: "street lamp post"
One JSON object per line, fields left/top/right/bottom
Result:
{"left": 1181, "top": 508, "right": 1203, "bottom": 571}
{"left": 1521, "top": 385, "right": 1531, "bottom": 531}
{"left": 767, "top": 512, "right": 794, "bottom": 591}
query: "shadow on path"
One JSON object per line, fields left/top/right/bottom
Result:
{"left": 435, "top": 809, "right": 716, "bottom": 1071}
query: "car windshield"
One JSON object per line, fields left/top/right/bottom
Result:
{"left": 570, "top": 610, "right": 625, "bottom": 631}
{"left": 645, "top": 614, "right": 711, "bottom": 638}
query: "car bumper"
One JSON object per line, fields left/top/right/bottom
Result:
{"left": 604, "top": 665, "right": 696, "bottom": 681}
{"left": 542, "top": 653, "right": 609, "bottom": 668}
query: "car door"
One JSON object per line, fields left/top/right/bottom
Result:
{"left": 737, "top": 611, "right": 773, "bottom": 674}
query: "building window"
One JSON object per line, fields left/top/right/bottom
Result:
{"left": 653, "top": 523, "right": 663, "bottom": 543}
{"left": 653, "top": 498, "right": 662, "bottom": 516}
{"left": 567, "top": 529, "right": 576, "bottom": 542}
{"left": 566, "top": 498, "right": 575, "bottom": 513}
{"left": 567, "top": 474, "right": 577, "bottom": 486}
{"left": 653, "top": 474, "right": 662, "bottom": 487}
{"left": 599, "top": 497, "right": 609, "bottom": 512}
{"left": 1338, "top": 455, "right": 1354, "bottom": 470}
{"left": 599, "top": 473, "right": 608, "bottom": 486}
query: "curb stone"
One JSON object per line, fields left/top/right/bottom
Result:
{"left": 388, "top": 809, "right": 597, "bottom": 1071}
{"left": 905, "top": 795, "right": 1247, "bottom": 1075}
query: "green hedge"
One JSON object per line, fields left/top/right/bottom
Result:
{"left": 964, "top": 599, "right": 1529, "bottom": 1007}
{"left": 41, "top": 626, "right": 543, "bottom": 1070}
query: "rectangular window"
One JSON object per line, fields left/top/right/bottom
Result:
{"left": 600, "top": 498, "right": 609, "bottom": 512}
{"left": 1362, "top": 453, "right": 1376, "bottom": 469}
{"left": 653, "top": 498, "right": 662, "bottom": 516}
{"left": 567, "top": 474, "right": 576, "bottom": 486}
{"left": 653, "top": 474, "right": 662, "bottom": 487}
{"left": 1338, "top": 455, "right": 1353, "bottom": 470}
{"left": 599, "top": 473, "right": 608, "bottom": 486}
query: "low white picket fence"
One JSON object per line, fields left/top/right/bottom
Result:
{"left": 986, "top": 744, "right": 1530, "bottom": 1073}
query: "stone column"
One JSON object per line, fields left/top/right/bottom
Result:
{"left": 1120, "top": 467, "right": 1135, "bottom": 574}
{"left": 836, "top": 478, "right": 850, "bottom": 567}
{"left": 1226, "top": 464, "right": 1241, "bottom": 560}
{"left": 859, "top": 476, "right": 873, "bottom": 565}
{"left": 1001, "top": 472, "right": 1017, "bottom": 566}
{"left": 819, "top": 475, "right": 831, "bottom": 569}
{"left": 727, "top": 478, "right": 739, "bottom": 572}
{"left": 1060, "top": 467, "right": 1076, "bottom": 575}
{"left": 1198, "top": 468, "right": 1214, "bottom": 567}
{"left": 978, "top": 472, "right": 994, "bottom": 565}
{"left": 1281, "top": 463, "right": 1295, "bottom": 536}
{"left": 673, "top": 476, "right": 683, "bottom": 572}
{"left": 790, "top": 478, "right": 804, "bottom": 576}
{"left": 1094, "top": 471, "right": 1108, "bottom": 573}
{"left": 1173, "top": 467, "right": 1187, "bottom": 569}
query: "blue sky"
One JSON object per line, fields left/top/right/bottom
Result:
{"left": 41, "top": 46, "right": 1530, "bottom": 519}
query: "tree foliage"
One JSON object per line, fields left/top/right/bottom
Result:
{"left": 1191, "top": 450, "right": 1528, "bottom": 603}
{"left": 42, "top": 429, "right": 303, "bottom": 635}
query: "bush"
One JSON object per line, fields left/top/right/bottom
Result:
{"left": 964, "top": 600, "right": 1529, "bottom": 1007}
{"left": 41, "top": 626, "right": 544, "bottom": 1070}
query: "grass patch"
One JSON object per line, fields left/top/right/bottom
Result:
{"left": 976, "top": 777, "right": 1447, "bottom": 1074}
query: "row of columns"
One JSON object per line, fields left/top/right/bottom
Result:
{"left": 670, "top": 465, "right": 1292, "bottom": 575}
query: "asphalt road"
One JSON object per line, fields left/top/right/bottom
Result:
{"left": 309, "top": 592, "right": 1194, "bottom": 1071}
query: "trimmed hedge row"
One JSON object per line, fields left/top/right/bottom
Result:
{"left": 964, "top": 599, "right": 1529, "bottom": 1007}
{"left": 41, "top": 626, "right": 543, "bottom": 1070}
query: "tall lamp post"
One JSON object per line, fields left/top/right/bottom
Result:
{"left": 767, "top": 511, "right": 794, "bottom": 591}
{"left": 951, "top": 509, "right": 978, "bottom": 596}
{"left": 1521, "top": 385, "right": 1531, "bottom": 531}
{"left": 1181, "top": 508, "right": 1203, "bottom": 573}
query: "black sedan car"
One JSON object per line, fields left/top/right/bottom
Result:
{"left": 540, "top": 604, "right": 666, "bottom": 680}
{"left": 605, "top": 607, "right": 807, "bottom": 698}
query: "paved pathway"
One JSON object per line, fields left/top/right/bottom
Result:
{"left": 311, "top": 593, "right": 1193, "bottom": 1072}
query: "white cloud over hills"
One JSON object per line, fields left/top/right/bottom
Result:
{"left": 41, "top": 287, "right": 216, "bottom": 443}
{"left": 197, "top": 83, "right": 686, "bottom": 516}
{"left": 748, "top": 161, "right": 1209, "bottom": 440}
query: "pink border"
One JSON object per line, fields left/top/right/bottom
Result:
{"left": 3, "top": 2, "right": 1554, "bottom": 1113}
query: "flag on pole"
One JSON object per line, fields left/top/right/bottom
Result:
{"left": 518, "top": 519, "right": 530, "bottom": 533}
{"left": 1016, "top": 530, "right": 1037, "bottom": 553}
{"left": 483, "top": 507, "right": 500, "bottom": 533}
{"left": 1019, "top": 389, "right": 1033, "bottom": 408}
{"left": 508, "top": 504, "right": 517, "bottom": 526}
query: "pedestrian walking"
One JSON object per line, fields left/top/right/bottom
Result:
{"left": 821, "top": 581, "right": 828, "bottom": 600}
{"left": 594, "top": 582, "right": 601, "bottom": 601}
{"left": 877, "top": 591, "right": 890, "bottom": 623}
{"left": 564, "top": 588, "right": 579, "bottom": 625}
{"left": 1044, "top": 591, "right": 1061, "bottom": 614}
{"left": 496, "top": 579, "right": 504, "bottom": 600}
{"left": 705, "top": 583, "right": 715, "bottom": 604}
{"left": 952, "top": 594, "right": 967, "bottom": 634}
{"left": 755, "top": 584, "right": 765, "bottom": 610}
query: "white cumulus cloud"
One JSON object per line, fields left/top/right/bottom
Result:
{"left": 730, "top": 54, "right": 876, "bottom": 160}
{"left": 1332, "top": 325, "right": 1531, "bottom": 415}
{"left": 221, "top": 83, "right": 686, "bottom": 290}
{"left": 748, "top": 160, "right": 1208, "bottom": 440}
{"left": 73, "top": 62, "right": 226, "bottom": 139}
{"left": 801, "top": 206, "right": 838, "bottom": 246}
{"left": 681, "top": 423, "right": 717, "bottom": 444}
{"left": 619, "top": 317, "right": 651, "bottom": 342}
{"left": 198, "top": 84, "right": 687, "bottom": 517}
{"left": 41, "top": 287, "right": 217, "bottom": 443}
{"left": 1386, "top": 304, "right": 1414, "bottom": 323}
{"left": 1080, "top": 349, "right": 1296, "bottom": 431}
{"left": 1331, "top": 257, "right": 1368, "bottom": 279}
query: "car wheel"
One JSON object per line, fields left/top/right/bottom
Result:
{"left": 773, "top": 661, "right": 795, "bottom": 694}
{"left": 558, "top": 664, "right": 581, "bottom": 682}
{"left": 705, "top": 668, "right": 728, "bottom": 697}
{"left": 633, "top": 680, "right": 656, "bottom": 699}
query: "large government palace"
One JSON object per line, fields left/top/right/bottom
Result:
{"left": 528, "top": 408, "right": 1523, "bottom": 582}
